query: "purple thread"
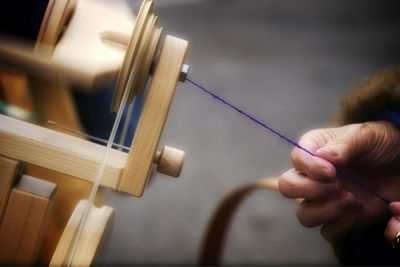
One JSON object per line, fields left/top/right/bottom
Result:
{"left": 187, "top": 78, "right": 391, "bottom": 205}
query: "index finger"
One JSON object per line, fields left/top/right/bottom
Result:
{"left": 291, "top": 133, "right": 336, "bottom": 182}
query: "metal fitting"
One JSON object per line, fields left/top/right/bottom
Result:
{"left": 179, "top": 64, "right": 190, "bottom": 82}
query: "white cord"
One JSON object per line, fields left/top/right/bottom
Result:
{"left": 67, "top": 69, "right": 135, "bottom": 266}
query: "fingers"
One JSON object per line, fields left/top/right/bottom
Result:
{"left": 291, "top": 130, "right": 337, "bottom": 182}
{"left": 291, "top": 148, "right": 336, "bottom": 182}
{"left": 315, "top": 122, "right": 400, "bottom": 168}
{"left": 390, "top": 202, "right": 400, "bottom": 215}
{"left": 296, "top": 191, "right": 361, "bottom": 228}
{"left": 314, "top": 124, "right": 362, "bottom": 166}
{"left": 384, "top": 202, "right": 400, "bottom": 242}
{"left": 279, "top": 169, "right": 340, "bottom": 200}
{"left": 385, "top": 216, "right": 400, "bottom": 242}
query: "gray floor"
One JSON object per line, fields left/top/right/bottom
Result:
{"left": 95, "top": 0, "right": 400, "bottom": 265}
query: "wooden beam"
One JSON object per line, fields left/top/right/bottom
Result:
{"left": 0, "top": 115, "right": 126, "bottom": 190}
{"left": 0, "top": 175, "right": 57, "bottom": 265}
{"left": 118, "top": 35, "right": 188, "bottom": 196}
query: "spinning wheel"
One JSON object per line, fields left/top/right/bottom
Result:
{"left": 0, "top": 0, "right": 189, "bottom": 265}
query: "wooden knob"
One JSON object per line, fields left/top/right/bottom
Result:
{"left": 154, "top": 146, "right": 185, "bottom": 177}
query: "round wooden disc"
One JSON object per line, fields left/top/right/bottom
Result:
{"left": 35, "top": 0, "right": 77, "bottom": 54}
{"left": 132, "top": 25, "right": 163, "bottom": 98}
{"left": 127, "top": 14, "right": 157, "bottom": 102}
{"left": 111, "top": 0, "right": 153, "bottom": 112}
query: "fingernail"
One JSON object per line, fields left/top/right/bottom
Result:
{"left": 317, "top": 147, "right": 338, "bottom": 158}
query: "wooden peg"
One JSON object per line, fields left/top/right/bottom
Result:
{"left": 154, "top": 146, "right": 185, "bottom": 177}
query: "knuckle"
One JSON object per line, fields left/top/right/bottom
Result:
{"left": 301, "top": 128, "right": 325, "bottom": 141}
{"left": 333, "top": 138, "right": 349, "bottom": 150}
{"left": 358, "top": 122, "right": 378, "bottom": 141}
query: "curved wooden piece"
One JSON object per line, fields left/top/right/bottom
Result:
{"left": 36, "top": 0, "right": 77, "bottom": 54}
{"left": 199, "top": 178, "right": 280, "bottom": 266}
{"left": 50, "top": 200, "right": 114, "bottom": 267}
{"left": 112, "top": 0, "right": 153, "bottom": 112}
{"left": 127, "top": 14, "right": 157, "bottom": 102}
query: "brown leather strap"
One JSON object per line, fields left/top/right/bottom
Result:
{"left": 199, "top": 177, "right": 280, "bottom": 266}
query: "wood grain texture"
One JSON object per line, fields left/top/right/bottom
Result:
{"left": 0, "top": 156, "right": 22, "bottom": 222}
{"left": 118, "top": 35, "right": 188, "bottom": 196}
{"left": 155, "top": 146, "right": 185, "bottom": 177}
{"left": 0, "top": 176, "right": 56, "bottom": 265}
{"left": 0, "top": 114, "right": 126, "bottom": 189}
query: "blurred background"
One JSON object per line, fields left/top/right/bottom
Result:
{"left": 1, "top": 0, "right": 400, "bottom": 265}
{"left": 94, "top": 0, "right": 400, "bottom": 265}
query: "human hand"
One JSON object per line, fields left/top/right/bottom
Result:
{"left": 385, "top": 202, "right": 400, "bottom": 246}
{"left": 279, "top": 121, "right": 400, "bottom": 241}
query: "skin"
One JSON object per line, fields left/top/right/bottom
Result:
{"left": 278, "top": 121, "right": 400, "bottom": 242}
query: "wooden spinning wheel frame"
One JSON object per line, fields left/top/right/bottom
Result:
{"left": 0, "top": 0, "right": 189, "bottom": 265}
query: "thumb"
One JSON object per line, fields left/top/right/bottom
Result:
{"left": 315, "top": 126, "right": 361, "bottom": 166}
{"left": 384, "top": 202, "right": 400, "bottom": 244}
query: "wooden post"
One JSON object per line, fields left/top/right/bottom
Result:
{"left": 0, "top": 175, "right": 57, "bottom": 265}
{"left": 118, "top": 35, "right": 188, "bottom": 196}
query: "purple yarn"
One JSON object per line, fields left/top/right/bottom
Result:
{"left": 187, "top": 78, "right": 391, "bottom": 205}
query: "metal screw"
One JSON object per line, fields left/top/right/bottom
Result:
{"left": 179, "top": 64, "right": 190, "bottom": 82}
